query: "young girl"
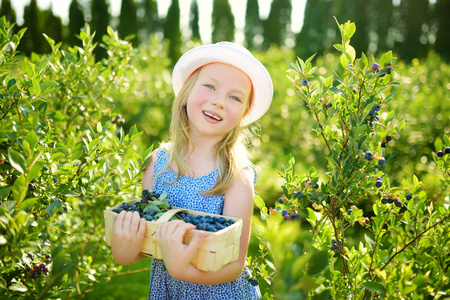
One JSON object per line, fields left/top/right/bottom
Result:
{"left": 111, "top": 42, "right": 273, "bottom": 299}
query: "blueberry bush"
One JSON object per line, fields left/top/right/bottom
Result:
{"left": 250, "top": 19, "right": 450, "bottom": 299}
{"left": 1, "top": 14, "right": 449, "bottom": 299}
{"left": 0, "top": 17, "right": 152, "bottom": 298}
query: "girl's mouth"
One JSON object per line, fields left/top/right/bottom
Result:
{"left": 203, "top": 111, "right": 222, "bottom": 121}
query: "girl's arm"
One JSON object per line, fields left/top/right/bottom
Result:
{"left": 110, "top": 150, "right": 158, "bottom": 265}
{"left": 156, "top": 167, "right": 255, "bottom": 284}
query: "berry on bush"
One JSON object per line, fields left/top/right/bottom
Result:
{"left": 249, "top": 278, "right": 259, "bottom": 286}
{"left": 437, "top": 150, "right": 444, "bottom": 157}
{"left": 365, "top": 151, "right": 373, "bottom": 161}
{"left": 371, "top": 62, "right": 380, "bottom": 73}
{"left": 301, "top": 79, "right": 308, "bottom": 86}
{"left": 406, "top": 194, "right": 412, "bottom": 200}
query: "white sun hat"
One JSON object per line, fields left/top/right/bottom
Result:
{"left": 172, "top": 42, "right": 273, "bottom": 126}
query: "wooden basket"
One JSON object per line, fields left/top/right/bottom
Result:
{"left": 104, "top": 200, "right": 243, "bottom": 272}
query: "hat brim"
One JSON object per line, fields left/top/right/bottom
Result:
{"left": 172, "top": 43, "right": 273, "bottom": 126}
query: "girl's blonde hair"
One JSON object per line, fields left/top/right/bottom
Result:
{"left": 158, "top": 66, "right": 254, "bottom": 196}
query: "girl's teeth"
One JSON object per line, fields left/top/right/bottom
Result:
{"left": 204, "top": 112, "right": 222, "bottom": 121}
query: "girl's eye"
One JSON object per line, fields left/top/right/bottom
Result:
{"left": 204, "top": 84, "right": 214, "bottom": 90}
{"left": 230, "top": 96, "right": 241, "bottom": 102}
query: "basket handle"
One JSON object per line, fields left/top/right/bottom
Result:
{"left": 157, "top": 208, "right": 187, "bottom": 223}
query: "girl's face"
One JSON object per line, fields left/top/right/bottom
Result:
{"left": 185, "top": 63, "right": 252, "bottom": 140}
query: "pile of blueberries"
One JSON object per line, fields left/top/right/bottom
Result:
{"left": 111, "top": 190, "right": 236, "bottom": 232}
{"left": 176, "top": 212, "right": 236, "bottom": 233}
{"left": 111, "top": 190, "right": 171, "bottom": 222}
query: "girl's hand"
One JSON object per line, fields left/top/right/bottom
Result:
{"left": 156, "top": 220, "right": 205, "bottom": 277}
{"left": 111, "top": 210, "right": 147, "bottom": 265}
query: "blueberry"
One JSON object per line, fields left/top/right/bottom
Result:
{"left": 373, "top": 104, "right": 381, "bottom": 111}
{"left": 368, "top": 109, "right": 376, "bottom": 117}
{"left": 387, "top": 198, "right": 394, "bottom": 204}
{"left": 112, "top": 114, "right": 121, "bottom": 123}
{"left": 301, "top": 79, "right": 308, "bottom": 86}
{"left": 284, "top": 214, "right": 291, "bottom": 221}
{"left": 52, "top": 177, "right": 58, "bottom": 183}
{"left": 249, "top": 278, "right": 259, "bottom": 286}
{"left": 365, "top": 151, "right": 373, "bottom": 161}
{"left": 197, "top": 223, "right": 207, "bottom": 231}
{"left": 277, "top": 198, "right": 283, "bottom": 204}
{"left": 281, "top": 210, "right": 288, "bottom": 216}
{"left": 112, "top": 208, "right": 122, "bottom": 214}
{"left": 381, "top": 142, "right": 387, "bottom": 148}
{"left": 378, "top": 159, "right": 386, "bottom": 166}
{"left": 381, "top": 198, "right": 388, "bottom": 204}
{"left": 445, "top": 147, "right": 450, "bottom": 154}
{"left": 347, "top": 209, "right": 352, "bottom": 215}
{"left": 142, "top": 189, "right": 149, "bottom": 198}
{"left": 314, "top": 183, "right": 319, "bottom": 189}
{"left": 292, "top": 214, "right": 301, "bottom": 220}
{"left": 437, "top": 151, "right": 444, "bottom": 157}
{"left": 296, "top": 192, "right": 304, "bottom": 199}
{"left": 218, "top": 217, "right": 226, "bottom": 224}
{"left": 406, "top": 194, "right": 412, "bottom": 200}
{"left": 395, "top": 201, "right": 403, "bottom": 207}
{"left": 376, "top": 180, "right": 383, "bottom": 188}
{"left": 386, "top": 67, "right": 393, "bottom": 74}
{"left": 371, "top": 63, "right": 380, "bottom": 72}
{"left": 386, "top": 136, "right": 392, "bottom": 142}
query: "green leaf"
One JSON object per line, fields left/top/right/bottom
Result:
{"left": 7, "top": 78, "right": 16, "bottom": 90}
{"left": 32, "top": 78, "right": 41, "bottom": 97}
{"left": 159, "top": 191, "right": 168, "bottom": 200}
{"left": 361, "top": 281, "right": 386, "bottom": 294}
{"left": 8, "top": 280, "right": 27, "bottom": 292}
{"left": 364, "top": 234, "right": 375, "bottom": 250}
{"left": 19, "top": 198, "right": 38, "bottom": 211}
{"left": 345, "top": 44, "right": 356, "bottom": 63}
{"left": 254, "top": 195, "right": 265, "bottom": 210}
{"left": 8, "top": 148, "right": 26, "bottom": 174}
{"left": 143, "top": 204, "right": 160, "bottom": 213}
{"left": 25, "top": 130, "right": 38, "bottom": 151}
{"left": 27, "top": 161, "right": 44, "bottom": 182}
{"left": 96, "top": 122, "right": 102, "bottom": 133}
{"left": 333, "top": 44, "right": 345, "bottom": 52}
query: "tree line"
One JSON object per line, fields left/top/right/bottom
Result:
{"left": 1, "top": 0, "right": 449, "bottom": 64}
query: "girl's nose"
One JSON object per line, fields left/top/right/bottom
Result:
{"left": 210, "top": 93, "right": 225, "bottom": 108}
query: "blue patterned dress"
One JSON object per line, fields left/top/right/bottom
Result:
{"left": 148, "top": 148, "right": 261, "bottom": 300}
